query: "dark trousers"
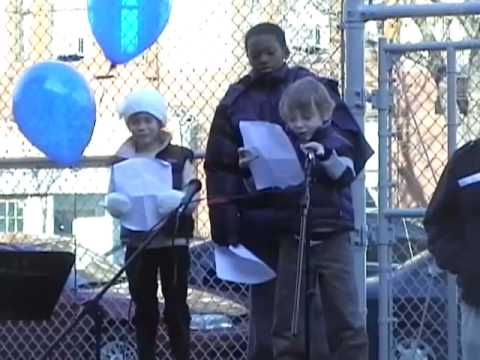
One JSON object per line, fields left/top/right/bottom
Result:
{"left": 125, "top": 246, "right": 191, "bottom": 360}
{"left": 272, "top": 232, "right": 369, "bottom": 360}
{"left": 245, "top": 238, "right": 279, "bottom": 360}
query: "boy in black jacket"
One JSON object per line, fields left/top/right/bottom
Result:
{"left": 424, "top": 140, "right": 480, "bottom": 360}
{"left": 205, "top": 23, "right": 372, "bottom": 360}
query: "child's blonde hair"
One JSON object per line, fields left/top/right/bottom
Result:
{"left": 279, "top": 77, "right": 335, "bottom": 121}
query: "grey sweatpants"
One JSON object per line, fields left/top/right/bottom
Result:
{"left": 272, "top": 232, "right": 369, "bottom": 360}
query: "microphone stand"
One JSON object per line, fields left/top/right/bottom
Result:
{"left": 290, "top": 151, "right": 315, "bottom": 360}
{"left": 39, "top": 200, "right": 191, "bottom": 360}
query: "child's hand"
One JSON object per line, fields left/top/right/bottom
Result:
{"left": 104, "top": 192, "right": 132, "bottom": 218}
{"left": 300, "top": 142, "right": 325, "bottom": 156}
{"left": 238, "top": 147, "right": 259, "bottom": 168}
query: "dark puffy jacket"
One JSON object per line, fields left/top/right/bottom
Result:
{"left": 291, "top": 124, "right": 357, "bottom": 235}
{"left": 424, "top": 139, "right": 480, "bottom": 307}
{"left": 205, "top": 64, "right": 373, "bottom": 246}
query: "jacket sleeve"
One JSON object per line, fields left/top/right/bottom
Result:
{"left": 423, "top": 157, "right": 463, "bottom": 274}
{"left": 314, "top": 145, "right": 356, "bottom": 188}
{"left": 204, "top": 104, "right": 243, "bottom": 246}
{"left": 313, "top": 72, "right": 374, "bottom": 175}
{"left": 304, "top": 128, "right": 356, "bottom": 188}
{"left": 331, "top": 105, "right": 374, "bottom": 177}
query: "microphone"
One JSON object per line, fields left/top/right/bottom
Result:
{"left": 178, "top": 179, "right": 202, "bottom": 214}
{"left": 305, "top": 149, "right": 316, "bottom": 164}
{"left": 300, "top": 143, "right": 320, "bottom": 164}
{"left": 306, "top": 149, "right": 315, "bottom": 160}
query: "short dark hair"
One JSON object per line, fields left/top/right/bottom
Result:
{"left": 244, "top": 22, "right": 289, "bottom": 54}
{"left": 279, "top": 77, "right": 335, "bottom": 121}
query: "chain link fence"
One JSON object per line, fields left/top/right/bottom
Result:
{"left": 375, "top": 22, "right": 480, "bottom": 358}
{"left": 0, "top": 0, "right": 343, "bottom": 359}
{"left": 3, "top": 1, "right": 480, "bottom": 359}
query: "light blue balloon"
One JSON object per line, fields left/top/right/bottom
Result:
{"left": 87, "top": 0, "right": 172, "bottom": 65}
{"left": 12, "top": 61, "right": 96, "bottom": 166}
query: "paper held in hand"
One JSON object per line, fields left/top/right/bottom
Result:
{"left": 239, "top": 121, "right": 304, "bottom": 190}
{"left": 214, "top": 244, "right": 276, "bottom": 284}
{"left": 112, "top": 158, "right": 179, "bottom": 231}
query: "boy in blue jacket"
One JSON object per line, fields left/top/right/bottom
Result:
{"left": 270, "top": 77, "right": 369, "bottom": 359}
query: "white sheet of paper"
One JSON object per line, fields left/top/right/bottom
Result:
{"left": 214, "top": 244, "right": 276, "bottom": 284}
{"left": 112, "top": 158, "right": 173, "bottom": 231}
{"left": 239, "top": 121, "right": 304, "bottom": 190}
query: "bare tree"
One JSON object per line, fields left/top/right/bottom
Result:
{"left": 380, "top": 8, "right": 480, "bottom": 207}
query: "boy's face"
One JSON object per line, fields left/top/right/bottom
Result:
{"left": 126, "top": 112, "right": 163, "bottom": 148}
{"left": 246, "top": 34, "right": 286, "bottom": 74}
{"left": 285, "top": 105, "right": 326, "bottom": 142}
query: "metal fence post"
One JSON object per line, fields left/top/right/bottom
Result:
{"left": 343, "top": 0, "right": 368, "bottom": 325}
{"left": 377, "top": 37, "right": 392, "bottom": 360}
{"left": 446, "top": 46, "right": 459, "bottom": 360}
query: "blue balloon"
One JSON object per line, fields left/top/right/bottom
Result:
{"left": 12, "top": 61, "right": 96, "bottom": 166}
{"left": 87, "top": 0, "right": 172, "bottom": 65}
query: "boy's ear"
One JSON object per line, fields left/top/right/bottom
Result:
{"left": 284, "top": 46, "right": 291, "bottom": 60}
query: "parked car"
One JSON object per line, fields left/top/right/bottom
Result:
{"left": 0, "top": 238, "right": 248, "bottom": 360}
{"left": 367, "top": 250, "right": 448, "bottom": 360}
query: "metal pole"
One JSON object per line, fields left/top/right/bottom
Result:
{"left": 343, "top": 0, "right": 368, "bottom": 327}
{"left": 377, "top": 37, "right": 391, "bottom": 360}
{"left": 360, "top": 2, "right": 480, "bottom": 21}
{"left": 384, "top": 39, "right": 480, "bottom": 53}
{"left": 446, "top": 46, "right": 458, "bottom": 360}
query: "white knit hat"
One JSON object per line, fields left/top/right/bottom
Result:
{"left": 118, "top": 88, "right": 167, "bottom": 126}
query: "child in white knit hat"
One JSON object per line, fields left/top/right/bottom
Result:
{"left": 105, "top": 88, "right": 197, "bottom": 360}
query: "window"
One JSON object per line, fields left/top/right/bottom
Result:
{"left": 0, "top": 200, "right": 24, "bottom": 233}
{"left": 53, "top": 194, "right": 105, "bottom": 235}
{"left": 12, "top": 0, "right": 34, "bottom": 62}
{"left": 284, "top": 1, "right": 330, "bottom": 56}
{"left": 291, "top": 25, "right": 323, "bottom": 55}
{"left": 52, "top": 3, "right": 92, "bottom": 60}
{"left": 170, "top": 108, "right": 198, "bottom": 149}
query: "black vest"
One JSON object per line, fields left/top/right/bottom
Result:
{"left": 156, "top": 144, "right": 195, "bottom": 238}
{"left": 119, "top": 144, "right": 195, "bottom": 241}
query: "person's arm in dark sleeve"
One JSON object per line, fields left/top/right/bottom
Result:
{"left": 315, "top": 144, "right": 356, "bottom": 188}
{"left": 314, "top": 76, "right": 374, "bottom": 175}
{"left": 205, "top": 105, "right": 242, "bottom": 246}
{"left": 304, "top": 138, "right": 355, "bottom": 189}
{"left": 423, "top": 158, "right": 462, "bottom": 273}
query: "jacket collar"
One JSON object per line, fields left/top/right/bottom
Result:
{"left": 116, "top": 131, "right": 172, "bottom": 159}
{"left": 247, "top": 64, "right": 290, "bottom": 85}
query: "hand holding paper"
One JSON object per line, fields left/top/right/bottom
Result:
{"left": 238, "top": 147, "right": 259, "bottom": 168}
{"left": 239, "top": 121, "right": 304, "bottom": 190}
{"left": 111, "top": 158, "right": 174, "bottom": 230}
